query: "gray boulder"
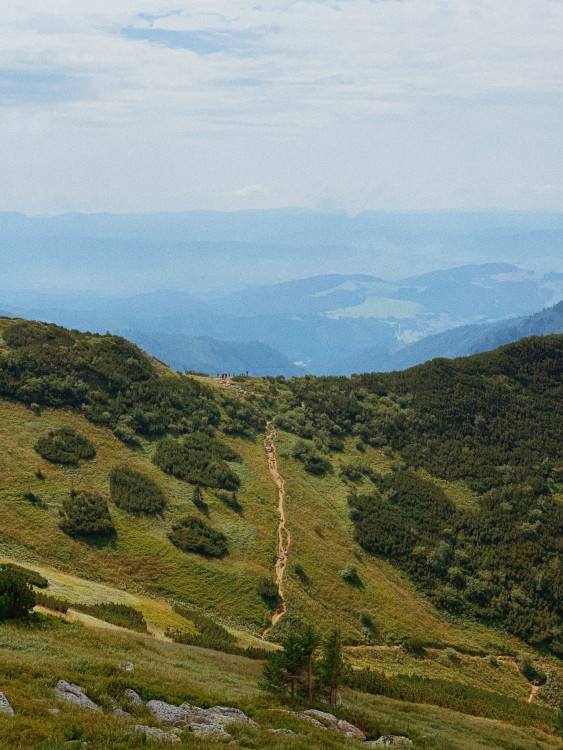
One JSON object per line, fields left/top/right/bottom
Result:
{"left": 54, "top": 681, "right": 101, "bottom": 712}
{"left": 134, "top": 725, "right": 181, "bottom": 743}
{"left": 118, "top": 662, "right": 134, "bottom": 672}
{"left": 124, "top": 688, "right": 143, "bottom": 706}
{"left": 365, "top": 737, "right": 414, "bottom": 749}
{"left": 303, "top": 708, "right": 366, "bottom": 740}
{"left": 146, "top": 700, "right": 188, "bottom": 725}
{"left": 0, "top": 693, "right": 14, "bottom": 716}
{"left": 203, "top": 706, "right": 259, "bottom": 728}
{"left": 268, "top": 728, "right": 296, "bottom": 736}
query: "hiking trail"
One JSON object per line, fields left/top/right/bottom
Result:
{"left": 262, "top": 423, "right": 290, "bottom": 638}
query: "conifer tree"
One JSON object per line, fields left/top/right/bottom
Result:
{"left": 318, "top": 629, "right": 345, "bottom": 706}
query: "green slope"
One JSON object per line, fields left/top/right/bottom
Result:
{"left": 0, "top": 317, "right": 562, "bottom": 745}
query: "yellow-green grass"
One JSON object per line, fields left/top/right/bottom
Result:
{"left": 0, "top": 400, "right": 278, "bottom": 631}
{"left": 1, "top": 393, "right": 560, "bottom": 718}
{"left": 0, "top": 612, "right": 560, "bottom": 750}
{"left": 346, "top": 647, "right": 533, "bottom": 703}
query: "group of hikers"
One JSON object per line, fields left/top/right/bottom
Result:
{"left": 217, "top": 371, "right": 249, "bottom": 379}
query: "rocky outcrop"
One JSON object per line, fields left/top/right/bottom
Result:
{"left": 124, "top": 688, "right": 143, "bottom": 706}
{"left": 0, "top": 693, "right": 14, "bottom": 716}
{"left": 271, "top": 708, "right": 365, "bottom": 739}
{"left": 54, "top": 681, "right": 101, "bottom": 712}
{"left": 147, "top": 700, "right": 188, "bottom": 725}
{"left": 303, "top": 709, "right": 366, "bottom": 740}
{"left": 146, "top": 698, "right": 259, "bottom": 740}
{"left": 134, "top": 725, "right": 181, "bottom": 743}
{"left": 365, "top": 736, "right": 414, "bottom": 749}
{"left": 268, "top": 728, "right": 296, "bottom": 736}
{"left": 118, "top": 662, "right": 134, "bottom": 672}
{"left": 191, "top": 705, "right": 259, "bottom": 729}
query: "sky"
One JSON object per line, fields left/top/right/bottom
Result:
{"left": 0, "top": 1, "right": 562, "bottom": 215}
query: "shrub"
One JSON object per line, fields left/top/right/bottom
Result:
{"left": 169, "top": 517, "right": 228, "bottom": 558}
{"left": 35, "top": 592, "right": 69, "bottom": 613}
{"left": 153, "top": 435, "right": 241, "bottom": 490}
{"left": 71, "top": 601, "right": 147, "bottom": 632}
{"left": 401, "top": 638, "right": 428, "bottom": 657}
{"left": 35, "top": 428, "right": 95, "bottom": 465}
{"left": 59, "top": 490, "right": 115, "bottom": 538}
{"left": 293, "top": 440, "right": 333, "bottom": 476}
{"left": 294, "top": 563, "right": 309, "bottom": 584}
{"left": 518, "top": 654, "right": 547, "bottom": 686}
{"left": 109, "top": 466, "right": 165, "bottom": 513}
{"left": 360, "top": 613, "right": 375, "bottom": 633}
{"left": 173, "top": 603, "right": 236, "bottom": 645}
{"left": 340, "top": 564, "right": 362, "bottom": 587}
{"left": 192, "top": 485, "right": 208, "bottom": 514}
{"left": 214, "top": 490, "right": 242, "bottom": 513}
{"left": 0, "top": 566, "right": 35, "bottom": 620}
{"left": 2, "top": 564, "right": 48, "bottom": 589}
{"left": 168, "top": 605, "right": 267, "bottom": 658}
{"left": 257, "top": 578, "right": 279, "bottom": 607}
{"left": 22, "top": 491, "right": 41, "bottom": 504}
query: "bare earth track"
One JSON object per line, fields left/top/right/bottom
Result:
{"left": 262, "top": 424, "right": 290, "bottom": 637}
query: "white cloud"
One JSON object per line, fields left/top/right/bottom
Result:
{"left": 0, "top": 1, "right": 561, "bottom": 212}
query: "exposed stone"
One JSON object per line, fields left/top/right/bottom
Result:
{"left": 268, "top": 728, "right": 296, "bottom": 736}
{"left": 202, "top": 706, "right": 259, "bottom": 728}
{"left": 124, "top": 688, "right": 143, "bottom": 706}
{"left": 365, "top": 736, "right": 414, "bottom": 749}
{"left": 146, "top": 700, "right": 188, "bottom": 724}
{"left": 271, "top": 709, "right": 326, "bottom": 729}
{"left": 134, "top": 725, "right": 181, "bottom": 744}
{"left": 189, "top": 722, "right": 231, "bottom": 740}
{"left": 55, "top": 681, "right": 101, "bottom": 712}
{"left": 118, "top": 662, "right": 134, "bottom": 672}
{"left": 0, "top": 693, "right": 14, "bottom": 716}
{"left": 48, "top": 708, "right": 61, "bottom": 715}
{"left": 303, "top": 709, "right": 366, "bottom": 740}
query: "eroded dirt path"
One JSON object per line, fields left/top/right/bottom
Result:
{"left": 262, "top": 424, "right": 290, "bottom": 637}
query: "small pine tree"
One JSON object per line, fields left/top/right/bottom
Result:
{"left": 0, "top": 566, "right": 36, "bottom": 621}
{"left": 318, "top": 629, "right": 345, "bottom": 706}
{"left": 262, "top": 625, "right": 319, "bottom": 700}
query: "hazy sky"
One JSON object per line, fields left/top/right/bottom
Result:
{"left": 1, "top": 1, "right": 562, "bottom": 215}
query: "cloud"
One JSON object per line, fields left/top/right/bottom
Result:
{"left": 0, "top": 1, "right": 561, "bottom": 213}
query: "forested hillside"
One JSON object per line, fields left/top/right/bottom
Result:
{"left": 279, "top": 336, "right": 563, "bottom": 650}
{"left": 0, "top": 317, "right": 562, "bottom": 748}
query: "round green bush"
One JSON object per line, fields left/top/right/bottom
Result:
{"left": 35, "top": 427, "right": 95, "bottom": 465}
{"left": 109, "top": 466, "right": 165, "bottom": 513}
{"left": 0, "top": 566, "right": 36, "bottom": 620}
{"left": 169, "top": 517, "right": 228, "bottom": 558}
{"left": 59, "top": 490, "right": 115, "bottom": 538}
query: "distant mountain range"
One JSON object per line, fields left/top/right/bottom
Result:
{"left": 329, "top": 300, "right": 563, "bottom": 374}
{"left": 1, "top": 209, "right": 562, "bottom": 295}
{"left": 2, "top": 262, "right": 562, "bottom": 376}
{"left": 118, "top": 330, "right": 304, "bottom": 378}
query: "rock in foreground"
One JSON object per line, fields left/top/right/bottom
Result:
{"left": 55, "top": 681, "right": 101, "bottom": 712}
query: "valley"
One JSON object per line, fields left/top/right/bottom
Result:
{"left": 0, "top": 316, "right": 561, "bottom": 748}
